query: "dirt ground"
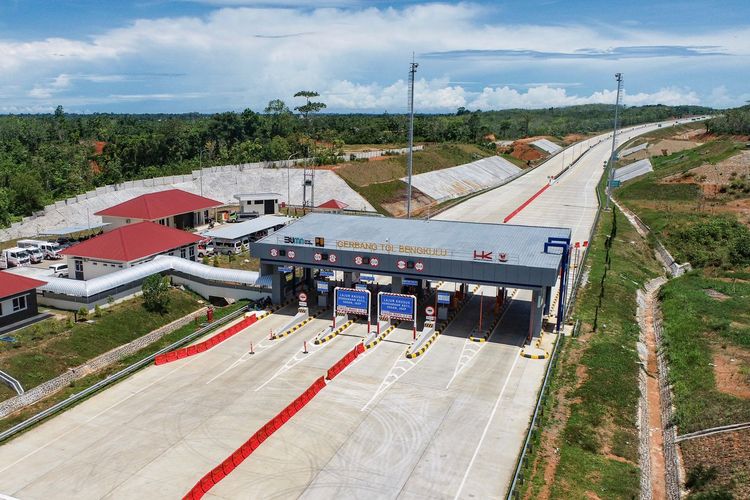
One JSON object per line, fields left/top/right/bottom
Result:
{"left": 713, "top": 345, "right": 750, "bottom": 399}
{"left": 498, "top": 136, "right": 556, "bottom": 163}
{"left": 381, "top": 188, "right": 434, "bottom": 218}
{"left": 680, "top": 428, "right": 750, "bottom": 498}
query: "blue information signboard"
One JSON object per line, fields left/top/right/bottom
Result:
{"left": 437, "top": 291, "right": 451, "bottom": 305}
{"left": 403, "top": 279, "right": 419, "bottom": 286}
{"left": 278, "top": 266, "right": 293, "bottom": 273}
{"left": 319, "top": 270, "right": 334, "bottom": 278}
{"left": 379, "top": 293, "right": 416, "bottom": 321}
{"left": 360, "top": 274, "right": 375, "bottom": 282}
{"left": 335, "top": 288, "right": 369, "bottom": 315}
{"left": 316, "top": 280, "right": 329, "bottom": 294}
{"left": 355, "top": 283, "right": 368, "bottom": 290}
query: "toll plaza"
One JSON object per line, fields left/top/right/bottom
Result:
{"left": 251, "top": 213, "right": 571, "bottom": 338}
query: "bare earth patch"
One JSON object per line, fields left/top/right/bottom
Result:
{"left": 680, "top": 428, "right": 750, "bottom": 498}
{"left": 705, "top": 288, "right": 731, "bottom": 301}
{"left": 713, "top": 346, "right": 750, "bottom": 399}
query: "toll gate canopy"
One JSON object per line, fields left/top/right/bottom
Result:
{"left": 251, "top": 213, "right": 570, "bottom": 290}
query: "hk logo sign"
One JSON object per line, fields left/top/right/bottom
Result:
{"left": 473, "top": 250, "right": 508, "bottom": 262}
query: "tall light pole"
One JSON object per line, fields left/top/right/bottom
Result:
{"left": 287, "top": 152, "right": 300, "bottom": 209}
{"left": 199, "top": 148, "right": 208, "bottom": 197}
{"left": 605, "top": 73, "right": 623, "bottom": 210}
{"left": 406, "top": 55, "right": 418, "bottom": 219}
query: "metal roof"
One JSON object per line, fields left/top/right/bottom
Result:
{"left": 256, "top": 213, "right": 569, "bottom": 270}
{"left": 202, "top": 215, "right": 292, "bottom": 241}
{"left": 39, "top": 255, "right": 260, "bottom": 297}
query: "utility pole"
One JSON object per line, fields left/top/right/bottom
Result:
{"left": 606, "top": 73, "right": 623, "bottom": 210}
{"left": 406, "top": 55, "right": 418, "bottom": 218}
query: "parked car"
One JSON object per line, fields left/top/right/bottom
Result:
{"left": 1, "top": 247, "right": 31, "bottom": 268}
{"left": 25, "top": 247, "right": 44, "bottom": 264}
{"left": 48, "top": 262, "right": 69, "bottom": 277}
{"left": 18, "top": 239, "right": 62, "bottom": 260}
{"left": 197, "top": 239, "right": 215, "bottom": 257}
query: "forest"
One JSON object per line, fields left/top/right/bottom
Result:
{"left": 0, "top": 101, "right": 714, "bottom": 226}
{"left": 705, "top": 105, "right": 750, "bottom": 135}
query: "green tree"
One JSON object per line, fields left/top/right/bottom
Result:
{"left": 293, "top": 90, "right": 327, "bottom": 119}
{"left": 142, "top": 274, "right": 171, "bottom": 313}
{"left": 0, "top": 188, "right": 11, "bottom": 226}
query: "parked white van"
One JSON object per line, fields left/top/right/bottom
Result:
{"left": 48, "top": 262, "right": 69, "bottom": 277}
{"left": 0, "top": 247, "right": 31, "bottom": 268}
{"left": 25, "top": 246, "right": 44, "bottom": 264}
{"left": 17, "top": 239, "right": 62, "bottom": 260}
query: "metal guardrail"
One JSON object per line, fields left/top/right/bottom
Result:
{"left": 675, "top": 421, "right": 750, "bottom": 443}
{"left": 506, "top": 137, "right": 607, "bottom": 499}
{"left": 506, "top": 330, "right": 564, "bottom": 499}
{"left": 0, "top": 370, "right": 24, "bottom": 396}
{"left": 0, "top": 306, "right": 252, "bottom": 443}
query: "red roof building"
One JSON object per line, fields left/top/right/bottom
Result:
{"left": 0, "top": 272, "right": 46, "bottom": 299}
{"left": 317, "top": 199, "right": 349, "bottom": 211}
{"left": 95, "top": 189, "right": 222, "bottom": 232}
{"left": 0, "top": 271, "right": 46, "bottom": 330}
{"left": 61, "top": 222, "right": 202, "bottom": 280}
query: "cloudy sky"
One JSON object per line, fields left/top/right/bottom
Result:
{"left": 1, "top": 0, "right": 748, "bottom": 113}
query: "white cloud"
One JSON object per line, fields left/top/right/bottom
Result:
{"left": 0, "top": 3, "right": 748, "bottom": 111}
{"left": 325, "top": 80, "right": 702, "bottom": 111}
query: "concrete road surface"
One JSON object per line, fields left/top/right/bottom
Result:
{"left": 0, "top": 118, "right": 701, "bottom": 499}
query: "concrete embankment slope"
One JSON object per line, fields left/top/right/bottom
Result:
{"left": 402, "top": 156, "right": 522, "bottom": 203}
{"left": 0, "top": 164, "right": 375, "bottom": 243}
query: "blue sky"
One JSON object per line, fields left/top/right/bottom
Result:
{"left": 1, "top": 0, "right": 748, "bottom": 113}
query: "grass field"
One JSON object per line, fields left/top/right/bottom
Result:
{"left": 617, "top": 136, "right": 750, "bottom": 497}
{"left": 0, "top": 299, "right": 249, "bottom": 434}
{"left": 660, "top": 272, "right": 750, "bottom": 432}
{"left": 336, "top": 143, "right": 489, "bottom": 187}
{"left": 521, "top": 208, "right": 662, "bottom": 499}
{"left": 0, "top": 288, "right": 202, "bottom": 391}
{"left": 335, "top": 143, "right": 491, "bottom": 216}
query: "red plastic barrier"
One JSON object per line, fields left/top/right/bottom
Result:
{"left": 503, "top": 183, "right": 550, "bottom": 223}
{"left": 157, "top": 314, "right": 262, "bottom": 366}
{"left": 326, "top": 344, "right": 364, "bottom": 380}
{"left": 182, "top": 373, "right": 330, "bottom": 499}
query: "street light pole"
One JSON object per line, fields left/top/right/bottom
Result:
{"left": 199, "top": 149, "right": 206, "bottom": 197}
{"left": 406, "top": 55, "right": 418, "bottom": 219}
{"left": 605, "top": 73, "right": 623, "bottom": 211}
{"left": 287, "top": 152, "right": 299, "bottom": 209}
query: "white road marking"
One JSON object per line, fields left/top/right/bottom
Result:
{"left": 254, "top": 329, "right": 333, "bottom": 391}
{"left": 360, "top": 333, "right": 430, "bottom": 412}
{"left": 0, "top": 355, "right": 202, "bottom": 474}
{"left": 205, "top": 334, "right": 282, "bottom": 385}
{"left": 445, "top": 289, "right": 517, "bottom": 389}
{"left": 453, "top": 351, "right": 521, "bottom": 500}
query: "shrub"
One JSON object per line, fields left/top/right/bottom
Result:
{"left": 142, "top": 274, "right": 171, "bottom": 313}
{"left": 77, "top": 307, "right": 88, "bottom": 321}
{"left": 94, "top": 304, "right": 102, "bottom": 318}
